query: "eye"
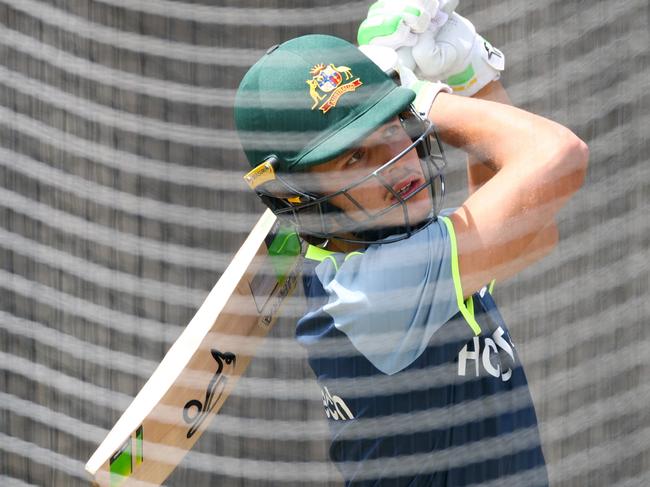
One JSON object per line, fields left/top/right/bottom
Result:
{"left": 345, "top": 148, "right": 365, "bottom": 166}
{"left": 383, "top": 123, "right": 402, "bottom": 140}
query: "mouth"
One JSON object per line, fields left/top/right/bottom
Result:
{"left": 390, "top": 176, "right": 424, "bottom": 203}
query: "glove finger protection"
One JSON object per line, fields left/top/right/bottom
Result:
{"left": 358, "top": 0, "right": 440, "bottom": 49}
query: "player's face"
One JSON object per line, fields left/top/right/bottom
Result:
{"left": 309, "top": 117, "right": 434, "bottom": 229}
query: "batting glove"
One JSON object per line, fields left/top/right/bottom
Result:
{"left": 408, "top": 12, "right": 505, "bottom": 96}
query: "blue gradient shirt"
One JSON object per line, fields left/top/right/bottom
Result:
{"left": 296, "top": 216, "right": 548, "bottom": 486}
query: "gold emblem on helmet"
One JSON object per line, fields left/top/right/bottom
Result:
{"left": 306, "top": 63, "right": 363, "bottom": 113}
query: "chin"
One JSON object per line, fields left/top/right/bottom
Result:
{"left": 405, "top": 195, "right": 435, "bottom": 224}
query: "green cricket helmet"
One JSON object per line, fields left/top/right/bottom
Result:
{"left": 234, "top": 34, "right": 446, "bottom": 244}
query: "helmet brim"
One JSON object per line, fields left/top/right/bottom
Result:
{"left": 289, "top": 85, "right": 416, "bottom": 170}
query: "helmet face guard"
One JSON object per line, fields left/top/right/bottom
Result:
{"left": 244, "top": 109, "right": 447, "bottom": 244}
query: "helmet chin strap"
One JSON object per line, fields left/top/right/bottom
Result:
{"left": 351, "top": 225, "right": 413, "bottom": 244}
{"left": 328, "top": 205, "right": 437, "bottom": 246}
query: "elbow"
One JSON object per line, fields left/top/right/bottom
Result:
{"left": 568, "top": 133, "right": 589, "bottom": 185}
{"left": 559, "top": 131, "right": 589, "bottom": 193}
{"left": 539, "top": 222, "right": 559, "bottom": 257}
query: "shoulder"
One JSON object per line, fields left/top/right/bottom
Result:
{"left": 297, "top": 217, "right": 464, "bottom": 375}
{"left": 302, "top": 217, "right": 456, "bottom": 294}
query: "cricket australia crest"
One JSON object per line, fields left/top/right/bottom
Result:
{"left": 306, "top": 63, "right": 363, "bottom": 114}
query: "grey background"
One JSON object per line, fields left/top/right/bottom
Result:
{"left": 0, "top": 0, "right": 648, "bottom": 486}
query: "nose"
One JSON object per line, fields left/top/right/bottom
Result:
{"left": 378, "top": 142, "right": 419, "bottom": 184}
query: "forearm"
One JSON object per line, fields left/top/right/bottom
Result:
{"left": 429, "top": 92, "right": 588, "bottom": 295}
{"left": 428, "top": 91, "right": 582, "bottom": 180}
{"left": 466, "top": 83, "right": 561, "bottom": 277}
{"left": 465, "top": 81, "right": 512, "bottom": 193}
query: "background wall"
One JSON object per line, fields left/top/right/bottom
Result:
{"left": 0, "top": 1, "right": 648, "bottom": 486}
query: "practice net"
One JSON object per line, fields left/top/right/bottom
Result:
{"left": 0, "top": 0, "right": 648, "bottom": 486}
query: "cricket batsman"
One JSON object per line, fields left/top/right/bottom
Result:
{"left": 234, "top": 1, "right": 589, "bottom": 484}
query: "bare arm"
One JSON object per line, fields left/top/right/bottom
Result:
{"left": 465, "top": 81, "right": 512, "bottom": 194}
{"left": 465, "top": 80, "right": 558, "bottom": 287}
{"left": 428, "top": 92, "right": 589, "bottom": 297}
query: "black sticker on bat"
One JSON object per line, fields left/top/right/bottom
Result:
{"left": 183, "top": 349, "right": 236, "bottom": 438}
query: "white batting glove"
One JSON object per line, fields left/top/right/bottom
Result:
{"left": 407, "top": 12, "right": 505, "bottom": 96}
{"left": 357, "top": 0, "right": 456, "bottom": 112}
{"left": 359, "top": 44, "right": 452, "bottom": 117}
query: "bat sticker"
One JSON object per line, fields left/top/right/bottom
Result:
{"left": 108, "top": 425, "right": 143, "bottom": 487}
{"left": 182, "top": 349, "right": 236, "bottom": 438}
{"left": 260, "top": 271, "right": 298, "bottom": 327}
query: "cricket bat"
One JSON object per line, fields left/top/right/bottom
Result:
{"left": 85, "top": 209, "right": 305, "bottom": 487}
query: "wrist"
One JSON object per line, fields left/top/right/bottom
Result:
{"left": 411, "top": 79, "right": 453, "bottom": 117}
{"left": 469, "top": 80, "right": 512, "bottom": 104}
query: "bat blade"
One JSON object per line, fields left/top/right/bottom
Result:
{"left": 85, "top": 209, "right": 304, "bottom": 487}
